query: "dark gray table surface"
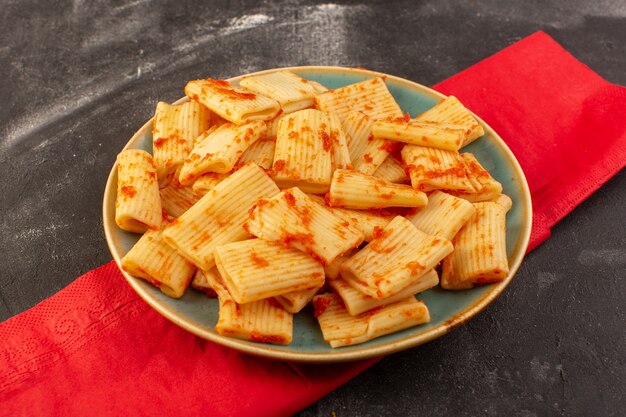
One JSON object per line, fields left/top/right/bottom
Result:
{"left": 1, "top": 1, "right": 624, "bottom": 416}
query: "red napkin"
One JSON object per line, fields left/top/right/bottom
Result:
{"left": 1, "top": 31, "right": 624, "bottom": 416}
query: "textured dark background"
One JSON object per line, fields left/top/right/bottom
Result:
{"left": 1, "top": 0, "right": 625, "bottom": 416}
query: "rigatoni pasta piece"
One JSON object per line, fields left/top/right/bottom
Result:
{"left": 239, "top": 139, "right": 275, "bottom": 170}
{"left": 215, "top": 238, "right": 324, "bottom": 304}
{"left": 246, "top": 187, "right": 364, "bottom": 265}
{"left": 152, "top": 101, "right": 211, "bottom": 183}
{"left": 314, "top": 293, "right": 430, "bottom": 348}
{"left": 416, "top": 96, "right": 484, "bottom": 146}
{"left": 451, "top": 153, "right": 503, "bottom": 202}
{"left": 402, "top": 145, "right": 475, "bottom": 192}
{"left": 314, "top": 77, "right": 403, "bottom": 121}
{"left": 329, "top": 269, "right": 438, "bottom": 316}
{"left": 192, "top": 172, "right": 230, "bottom": 195}
{"left": 328, "top": 169, "right": 427, "bottom": 209}
{"left": 372, "top": 118, "right": 467, "bottom": 151}
{"left": 159, "top": 181, "right": 202, "bottom": 218}
{"left": 205, "top": 266, "right": 293, "bottom": 345}
{"left": 265, "top": 112, "right": 287, "bottom": 140}
{"left": 441, "top": 202, "right": 509, "bottom": 290}
{"left": 271, "top": 109, "right": 333, "bottom": 193}
{"left": 274, "top": 284, "right": 322, "bottom": 314}
{"left": 184, "top": 78, "right": 280, "bottom": 124}
{"left": 162, "top": 162, "right": 280, "bottom": 270}
{"left": 191, "top": 268, "right": 217, "bottom": 297}
{"left": 309, "top": 80, "right": 329, "bottom": 94}
{"left": 239, "top": 70, "right": 319, "bottom": 114}
{"left": 342, "top": 110, "right": 374, "bottom": 162}
{"left": 307, "top": 194, "right": 393, "bottom": 242}
{"left": 179, "top": 121, "right": 265, "bottom": 185}
{"left": 341, "top": 216, "right": 453, "bottom": 299}
{"left": 490, "top": 193, "right": 513, "bottom": 212}
{"left": 405, "top": 190, "right": 476, "bottom": 240}
{"left": 121, "top": 225, "right": 196, "bottom": 298}
{"left": 115, "top": 149, "right": 162, "bottom": 233}
{"left": 327, "top": 112, "right": 352, "bottom": 170}
{"left": 373, "top": 156, "right": 409, "bottom": 184}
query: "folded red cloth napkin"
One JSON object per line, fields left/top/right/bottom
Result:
{"left": 1, "top": 31, "right": 624, "bottom": 417}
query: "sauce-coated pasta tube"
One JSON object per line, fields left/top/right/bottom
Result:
{"left": 152, "top": 101, "right": 211, "bottom": 183}
{"left": 327, "top": 112, "right": 352, "bottom": 170}
{"left": 441, "top": 202, "right": 509, "bottom": 289}
{"left": 239, "top": 139, "right": 275, "bottom": 170}
{"left": 341, "top": 110, "right": 391, "bottom": 175}
{"left": 274, "top": 284, "right": 323, "bottom": 314}
{"left": 179, "top": 121, "right": 265, "bottom": 185}
{"left": 373, "top": 156, "right": 410, "bottom": 184}
{"left": 405, "top": 190, "right": 476, "bottom": 240}
{"left": 490, "top": 193, "right": 513, "bottom": 212}
{"left": 205, "top": 266, "right": 293, "bottom": 345}
{"left": 313, "top": 293, "right": 430, "bottom": 348}
{"left": 328, "top": 169, "right": 427, "bottom": 209}
{"left": 115, "top": 149, "right": 162, "bottom": 233}
{"left": 121, "top": 224, "right": 196, "bottom": 298}
{"left": 307, "top": 194, "right": 393, "bottom": 242}
{"left": 185, "top": 78, "right": 280, "bottom": 124}
{"left": 159, "top": 181, "right": 202, "bottom": 218}
{"left": 215, "top": 238, "right": 325, "bottom": 304}
{"left": 341, "top": 216, "right": 453, "bottom": 299}
{"left": 415, "top": 96, "right": 484, "bottom": 147}
{"left": 272, "top": 109, "right": 333, "bottom": 193}
{"left": 450, "top": 153, "right": 503, "bottom": 202}
{"left": 191, "top": 268, "right": 217, "bottom": 298}
{"left": 246, "top": 187, "right": 364, "bottom": 265}
{"left": 191, "top": 172, "right": 230, "bottom": 195}
{"left": 162, "top": 162, "right": 280, "bottom": 270}
{"left": 239, "top": 70, "right": 320, "bottom": 114}
{"left": 402, "top": 145, "right": 475, "bottom": 192}
{"left": 372, "top": 118, "right": 467, "bottom": 151}
{"left": 329, "top": 269, "right": 438, "bottom": 316}
{"left": 314, "top": 77, "right": 403, "bottom": 121}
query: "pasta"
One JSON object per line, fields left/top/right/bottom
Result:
{"left": 115, "top": 149, "right": 162, "bottom": 233}
{"left": 450, "top": 153, "right": 503, "bottom": 202}
{"left": 329, "top": 269, "right": 438, "bottom": 316}
{"left": 327, "top": 112, "right": 352, "bottom": 170}
{"left": 239, "top": 139, "right": 276, "bottom": 170}
{"left": 162, "top": 162, "right": 280, "bottom": 270}
{"left": 327, "top": 169, "right": 427, "bottom": 209}
{"left": 191, "top": 269, "right": 218, "bottom": 298}
{"left": 185, "top": 78, "right": 281, "bottom": 124}
{"left": 205, "top": 265, "right": 293, "bottom": 345}
{"left": 246, "top": 187, "right": 364, "bottom": 265}
{"left": 372, "top": 118, "right": 467, "bottom": 151}
{"left": 115, "top": 70, "right": 512, "bottom": 347}
{"left": 307, "top": 194, "right": 393, "bottom": 242}
{"left": 179, "top": 121, "right": 266, "bottom": 185}
{"left": 191, "top": 172, "right": 230, "bottom": 195}
{"left": 373, "top": 156, "right": 410, "bottom": 184}
{"left": 405, "top": 190, "right": 476, "bottom": 240}
{"left": 240, "top": 70, "right": 320, "bottom": 114}
{"left": 159, "top": 181, "right": 202, "bottom": 218}
{"left": 313, "top": 293, "right": 430, "bottom": 347}
{"left": 441, "top": 202, "right": 509, "bottom": 289}
{"left": 401, "top": 145, "right": 475, "bottom": 192}
{"left": 215, "top": 238, "right": 325, "bottom": 304}
{"left": 271, "top": 109, "right": 333, "bottom": 193}
{"left": 415, "top": 96, "right": 484, "bottom": 146}
{"left": 152, "top": 101, "right": 211, "bottom": 184}
{"left": 121, "top": 223, "right": 196, "bottom": 298}
{"left": 341, "top": 216, "right": 453, "bottom": 299}
{"left": 314, "top": 77, "right": 403, "bottom": 121}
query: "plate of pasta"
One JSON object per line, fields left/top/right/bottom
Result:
{"left": 103, "top": 66, "right": 532, "bottom": 362}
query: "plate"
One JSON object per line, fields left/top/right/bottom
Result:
{"left": 103, "top": 66, "right": 532, "bottom": 362}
